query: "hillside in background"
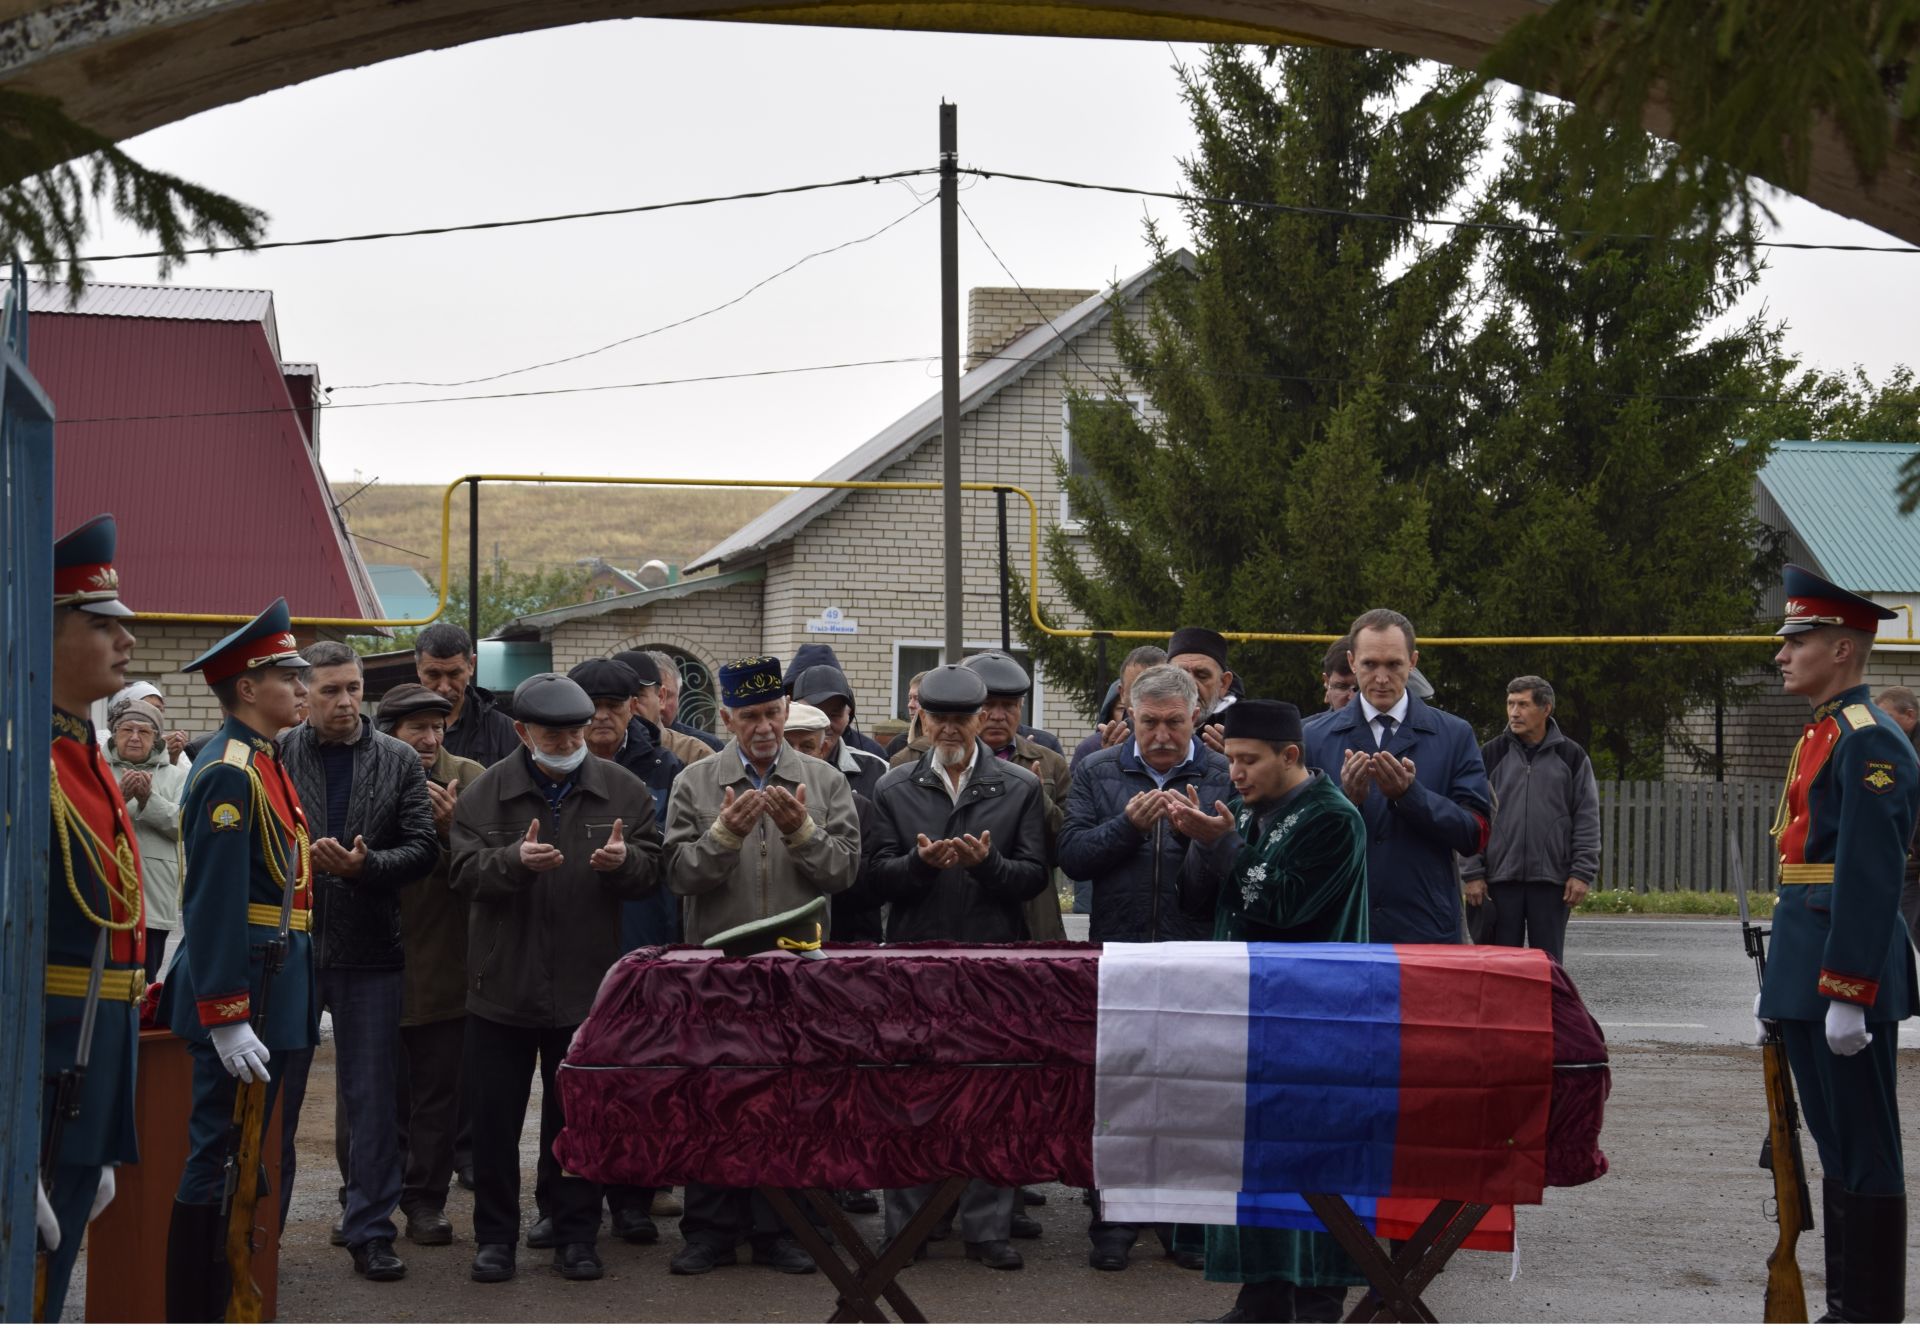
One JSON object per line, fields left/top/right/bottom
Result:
{"left": 332, "top": 482, "right": 788, "bottom": 584}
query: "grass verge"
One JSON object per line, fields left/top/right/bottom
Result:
{"left": 1574, "top": 888, "right": 1772, "bottom": 918}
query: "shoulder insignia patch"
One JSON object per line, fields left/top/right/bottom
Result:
{"left": 210, "top": 801, "right": 243, "bottom": 831}
{"left": 1865, "top": 760, "right": 1896, "bottom": 793}
{"left": 221, "top": 739, "right": 252, "bottom": 768}
{"left": 1843, "top": 704, "right": 1877, "bottom": 730}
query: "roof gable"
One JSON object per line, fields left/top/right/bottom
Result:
{"left": 32, "top": 281, "right": 280, "bottom": 358}
{"left": 686, "top": 250, "right": 1191, "bottom": 572}
{"left": 1758, "top": 439, "right": 1920, "bottom": 592}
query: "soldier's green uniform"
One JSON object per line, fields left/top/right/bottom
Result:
{"left": 1759, "top": 565, "right": 1919, "bottom": 1324}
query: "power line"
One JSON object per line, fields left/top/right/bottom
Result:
{"left": 962, "top": 166, "right": 1920, "bottom": 255}
{"left": 66, "top": 169, "right": 941, "bottom": 264}
{"left": 333, "top": 195, "right": 935, "bottom": 391}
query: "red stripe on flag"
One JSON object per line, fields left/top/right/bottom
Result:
{"left": 1376, "top": 1198, "right": 1516, "bottom": 1252}
{"left": 1389, "top": 945, "right": 1554, "bottom": 1204}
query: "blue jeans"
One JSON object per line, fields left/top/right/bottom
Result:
{"left": 316, "top": 967, "right": 405, "bottom": 1245}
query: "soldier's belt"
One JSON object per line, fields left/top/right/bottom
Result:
{"left": 246, "top": 904, "right": 311, "bottom": 932}
{"left": 1779, "top": 864, "right": 1836, "bottom": 884}
{"left": 44, "top": 964, "right": 144, "bottom": 1002}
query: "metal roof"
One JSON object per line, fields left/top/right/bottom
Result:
{"left": 33, "top": 305, "right": 381, "bottom": 620}
{"left": 685, "top": 250, "right": 1192, "bottom": 573}
{"left": 1758, "top": 440, "right": 1920, "bottom": 592}
{"left": 32, "top": 281, "right": 281, "bottom": 358}
{"left": 491, "top": 567, "right": 765, "bottom": 638}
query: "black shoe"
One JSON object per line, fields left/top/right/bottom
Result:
{"left": 350, "top": 1237, "right": 408, "bottom": 1282}
{"left": 1090, "top": 1243, "right": 1130, "bottom": 1272}
{"left": 1174, "top": 1249, "right": 1206, "bottom": 1271}
{"left": 329, "top": 1211, "right": 348, "bottom": 1247}
{"left": 1819, "top": 1178, "right": 1846, "bottom": 1323}
{"left": 1010, "top": 1212, "right": 1043, "bottom": 1240}
{"left": 837, "top": 1188, "right": 880, "bottom": 1215}
{"left": 752, "top": 1236, "right": 817, "bottom": 1274}
{"left": 669, "top": 1241, "right": 738, "bottom": 1275}
{"left": 553, "top": 1242, "right": 604, "bottom": 1281}
{"left": 405, "top": 1209, "right": 454, "bottom": 1246}
{"left": 526, "top": 1214, "right": 557, "bottom": 1249}
{"left": 471, "top": 1243, "right": 516, "bottom": 1283}
{"left": 965, "top": 1240, "right": 1024, "bottom": 1270}
{"left": 610, "top": 1208, "right": 659, "bottom": 1244}
{"left": 1018, "top": 1186, "right": 1047, "bottom": 1207}
{"left": 456, "top": 1162, "right": 476, "bottom": 1192}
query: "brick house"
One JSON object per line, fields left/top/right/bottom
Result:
{"left": 1666, "top": 440, "right": 1920, "bottom": 780}
{"left": 35, "top": 282, "right": 381, "bottom": 733}
{"left": 492, "top": 256, "right": 1188, "bottom": 744}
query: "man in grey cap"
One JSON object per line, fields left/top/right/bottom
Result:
{"left": 450, "top": 673, "right": 665, "bottom": 1285}
{"left": 868, "top": 663, "right": 1051, "bottom": 1271}
{"left": 792, "top": 662, "right": 888, "bottom": 801}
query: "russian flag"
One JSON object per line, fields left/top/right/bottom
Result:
{"left": 1093, "top": 942, "right": 1554, "bottom": 1250}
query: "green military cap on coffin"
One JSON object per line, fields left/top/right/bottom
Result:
{"left": 702, "top": 895, "right": 829, "bottom": 960}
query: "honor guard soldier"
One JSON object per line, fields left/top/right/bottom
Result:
{"left": 1763, "top": 564, "right": 1920, "bottom": 1324}
{"left": 38, "top": 515, "right": 144, "bottom": 1320}
{"left": 163, "top": 599, "right": 318, "bottom": 1323}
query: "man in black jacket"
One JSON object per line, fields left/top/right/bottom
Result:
{"left": 869, "top": 664, "right": 1050, "bottom": 1272}
{"left": 416, "top": 623, "right": 519, "bottom": 770}
{"left": 277, "top": 642, "right": 438, "bottom": 1282}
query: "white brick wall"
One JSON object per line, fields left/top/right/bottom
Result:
{"left": 120, "top": 620, "right": 352, "bottom": 734}
{"left": 1667, "top": 653, "right": 1920, "bottom": 781}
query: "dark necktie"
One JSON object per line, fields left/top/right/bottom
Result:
{"left": 1377, "top": 716, "right": 1396, "bottom": 751}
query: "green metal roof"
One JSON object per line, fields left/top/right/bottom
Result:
{"left": 1758, "top": 440, "right": 1920, "bottom": 592}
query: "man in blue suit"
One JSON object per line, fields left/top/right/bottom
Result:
{"left": 1302, "top": 609, "right": 1491, "bottom": 944}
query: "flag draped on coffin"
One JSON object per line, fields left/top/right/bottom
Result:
{"left": 1094, "top": 942, "right": 1556, "bottom": 1252}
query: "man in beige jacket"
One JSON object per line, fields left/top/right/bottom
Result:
{"left": 664, "top": 654, "right": 860, "bottom": 1276}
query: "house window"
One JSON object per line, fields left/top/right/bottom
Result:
{"left": 1059, "top": 394, "right": 1143, "bottom": 527}
{"left": 893, "top": 642, "right": 1042, "bottom": 729}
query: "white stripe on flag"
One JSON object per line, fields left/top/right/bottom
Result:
{"left": 1098, "top": 1187, "right": 1241, "bottom": 1226}
{"left": 1094, "top": 941, "right": 1252, "bottom": 1212}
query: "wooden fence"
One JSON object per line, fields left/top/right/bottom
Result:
{"left": 1594, "top": 779, "right": 1778, "bottom": 894}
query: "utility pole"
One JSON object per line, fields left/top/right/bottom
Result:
{"left": 940, "top": 100, "right": 964, "bottom": 665}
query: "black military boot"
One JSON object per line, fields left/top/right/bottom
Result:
{"left": 165, "top": 1200, "right": 231, "bottom": 1323}
{"left": 1839, "top": 1190, "right": 1906, "bottom": 1324}
{"left": 1816, "top": 1178, "right": 1846, "bottom": 1322}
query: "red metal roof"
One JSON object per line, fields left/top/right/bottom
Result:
{"left": 32, "top": 308, "right": 380, "bottom": 620}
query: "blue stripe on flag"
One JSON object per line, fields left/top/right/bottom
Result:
{"left": 1237, "top": 1192, "right": 1379, "bottom": 1233}
{"left": 1236, "top": 942, "right": 1401, "bottom": 1222}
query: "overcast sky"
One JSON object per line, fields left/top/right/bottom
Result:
{"left": 73, "top": 19, "right": 1920, "bottom": 490}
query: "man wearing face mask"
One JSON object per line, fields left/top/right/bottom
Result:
{"left": 450, "top": 674, "right": 664, "bottom": 1285}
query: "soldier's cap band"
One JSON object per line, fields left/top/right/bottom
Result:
{"left": 1781, "top": 595, "right": 1884, "bottom": 634}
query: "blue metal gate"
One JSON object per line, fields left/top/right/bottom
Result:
{"left": 0, "top": 261, "right": 57, "bottom": 1322}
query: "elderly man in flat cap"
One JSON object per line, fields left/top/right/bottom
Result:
{"left": 373, "top": 684, "right": 485, "bottom": 1249}
{"left": 450, "top": 673, "right": 664, "bottom": 1285}
{"left": 869, "top": 663, "right": 1052, "bottom": 1272}
{"left": 1170, "top": 698, "right": 1370, "bottom": 1323}
{"left": 663, "top": 654, "right": 860, "bottom": 1277}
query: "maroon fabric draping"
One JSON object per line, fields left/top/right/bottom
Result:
{"left": 555, "top": 942, "right": 1608, "bottom": 1193}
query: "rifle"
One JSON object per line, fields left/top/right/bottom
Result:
{"left": 220, "top": 885, "right": 293, "bottom": 1323}
{"left": 32, "top": 929, "right": 108, "bottom": 1321}
{"left": 1733, "top": 836, "right": 1812, "bottom": 1324}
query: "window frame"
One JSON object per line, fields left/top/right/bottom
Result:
{"left": 1059, "top": 391, "right": 1146, "bottom": 530}
{"left": 890, "top": 640, "right": 1045, "bottom": 730}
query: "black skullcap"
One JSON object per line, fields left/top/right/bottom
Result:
{"left": 1223, "top": 699, "right": 1302, "bottom": 745}
{"left": 1167, "top": 626, "right": 1229, "bottom": 669}
{"left": 512, "top": 673, "right": 594, "bottom": 727}
{"left": 917, "top": 663, "right": 988, "bottom": 714}
{"left": 568, "top": 658, "right": 641, "bottom": 702}
{"left": 963, "top": 650, "right": 1031, "bottom": 696}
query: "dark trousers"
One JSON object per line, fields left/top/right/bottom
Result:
{"left": 1238, "top": 1280, "right": 1349, "bottom": 1322}
{"left": 313, "top": 967, "right": 405, "bottom": 1246}
{"left": 179, "top": 1041, "right": 300, "bottom": 1206}
{"left": 681, "top": 1184, "right": 790, "bottom": 1250}
{"left": 1488, "top": 880, "right": 1569, "bottom": 961}
{"left": 467, "top": 1013, "right": 602, "bottom": 1247}
{"left": 400, "top": 1016, "right": 466, "bottom": 1214}
{"left": 144, "top": 927, "right": 170, "bottom": 984}
{"left": 38, "top": 1162, "right": 102, "bottom": 1320}
{"left": 1901, "top": 871, "right": 1920, "bottom": 953}
{"left": 1782, "top": 1017, "right": 1905, "bottom": 1194}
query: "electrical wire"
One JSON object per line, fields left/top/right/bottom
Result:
{"left": 960, "top": 166, "right": 1920, "bottom": 254}
{"left": 66, "top": 169, "right": 941, "bottom": 264}
{"left": 333, "top": 194, "right": 934, "bottom": 391}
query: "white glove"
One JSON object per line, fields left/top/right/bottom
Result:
{"left": 89, "top": 1165, "right": 116, "bottom": 1224}
{"left": 1753, "top": 993, "right": 1767, "bottom": 1045}
{"left": 1825, "top": 1000, "right": 1872, "bottom": 1056}
{"left": 35, "top": 1176, "right": 60, "bottom": 1251}
{"left": 209, "top": 1022, "right": 272, "bottom": 1083}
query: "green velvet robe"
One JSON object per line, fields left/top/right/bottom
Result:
{"left": 1174, "top": 771, "right": 1371, "bottom": 1287}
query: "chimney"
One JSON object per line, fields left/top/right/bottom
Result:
{"left": 967, "top": 287, "right": 1096, "bottom": 370}
{"left": 282, "top": 362, "right": 321, "bottom": 457}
